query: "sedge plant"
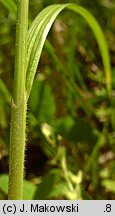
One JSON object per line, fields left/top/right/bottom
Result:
{"left": 0, "top": 0, "right": 111, "bottom": 199}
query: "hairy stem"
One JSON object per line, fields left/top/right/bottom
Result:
{"left": 8, "top": 0, "right": 29, "bottom": 199}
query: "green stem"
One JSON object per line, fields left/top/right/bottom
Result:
{"left": 8, "top": 0, "right": 29, "bottom": 200}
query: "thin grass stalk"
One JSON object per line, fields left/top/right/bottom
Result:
{"left": 8, "top": 0, "right": 29, "bottom": 200}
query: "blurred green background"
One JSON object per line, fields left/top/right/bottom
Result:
{"left": 0, "top": 0, "right": 115, "bottom": 199}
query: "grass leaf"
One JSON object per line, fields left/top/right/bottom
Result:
{"left": 26, "top": 3, "right": 111, "bottom": 100}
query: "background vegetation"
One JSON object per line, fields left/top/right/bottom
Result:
{"left": 0, "top": 0, "right": 115, "bottom": 199}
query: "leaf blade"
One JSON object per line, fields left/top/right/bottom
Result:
{"left": 26, "top": 3, "right": 111, "bottom": 100}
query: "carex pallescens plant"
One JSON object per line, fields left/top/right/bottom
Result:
{"left": 0, "top": 0, "right": 111, "bottom": 199}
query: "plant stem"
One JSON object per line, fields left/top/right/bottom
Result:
{"left": 8, "top": 0, "right": 29, "bottom": 200}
